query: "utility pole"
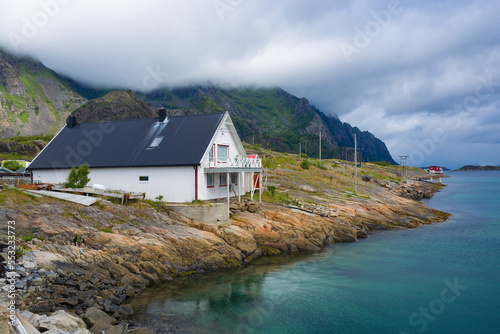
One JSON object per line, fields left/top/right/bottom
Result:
{"left": 399, "top": 156, "right": 409, "bottom": 178}
{"left": 299, "top": 142, "right": 301, "bottom": 158}
{"left": 354, "top": 134, "right": 358, "bottom": 194}
{"left": 319, "top": 132, "right": 322, "bottom": 165}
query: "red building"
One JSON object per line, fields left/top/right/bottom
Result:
{"left": 428, "top": 166, "right": 443, "bottom": 174}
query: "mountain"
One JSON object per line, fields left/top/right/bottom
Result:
{"left": 73, "top": 90, "right": 156, "bottom": 123}
{"left": 456, "top": 165, "right": 500, "bottom": 171}
{"left": 138, "top": 86, "right": 397, "bottom": 163}
{"left": 0, "top": 48, "right": 87, "bottom": 138}
{"left": 0, "top": 48, "right": 396, "bottom": 164}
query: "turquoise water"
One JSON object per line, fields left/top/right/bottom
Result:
{"left": 130, "top": 171, "right": 500, "bottom": 333}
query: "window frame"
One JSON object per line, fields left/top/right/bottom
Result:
{"left": 217, "top": 144, "right": 229, "bottom": 163}
{"left": 139, "top": 175, "right": 149, "bottom": 182}
{"left": 207, "top": 173, "right": 214, "bottom": 188}
{"left": 220, "top": 173, "right": 227, "bottom": 187}
{"left": 231, "top": 173, "right": 238, "bottom": 185}
{"left": 149, "top": 136, "right": 164, "bottom": 149}
{"left": 209, "top": 144, "right": 215, "bottom": 164}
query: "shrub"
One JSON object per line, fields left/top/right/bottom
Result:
{"left": 3, "top": 160, "right": 22, "bottom": 172}
{"left": 300, "top": 159, "right": 310, "bottom": 169}
{"left": 21, "top": 235, "right": 35, "bottom": 242}
{"left": 315, "top": 162, "right": 327, "bottom": 170}
{"left": 65, "top": 163, "right": 90, "bottom": 189}
{"left": 268, "top": 185, "right": 276, "bottom": 197}
{"left": 373, "top": 161, "right": 392, "bottom": 167}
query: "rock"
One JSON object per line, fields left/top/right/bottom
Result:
{"left": 112, "top": 305, "right": 133, "bottom": 320}
{"left": 0, "top": 306, "right": 16, "bottom": 334}
{"left": 15, "top": 312, "right": 41, "bottom": 334}
{"left": 120, "top": 273, "right": 148, "bottom": 288}
{"left": 121, "top": 261, "right": 140, "bottom": 275}
{"left": 30, "top": 301, "right": 52, "bottom": 313}
{"left": 23, "top": 261, "right": 38, "bottom": 271}
{"left": 83, "top": 307, "right": 117, "bottom": 328}
{"left": 140, "top": 271, "right": 159, "bottom": 285}
{"left": 128, "top": 328, "right": 155, "bottom": 334}
{"left": 356, "top": 229, "right": 369, "bottom": 239}
{"left": 38, "top": 310, "right": 87, "bottom": 332}
{"left": 100, "top": 323, "right": 128, "bottom": 334}
{"left": 247, "top": 202, "right": 258, "bottom": 213}
{"left": 43, "top": 329, "right": 92, "bottom": 334}
{"left": 20, "top": 310, "right": 47, "bottom": 329}
{"left": 70, "top": 329, "right": 93, "bottom": 334}
{"left": 217, "top": 225, "right": 257, "bottom": 254}
{"left": 31, "top": 277, "right": 44, "bottom": 286}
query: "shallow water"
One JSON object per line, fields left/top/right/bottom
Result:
{"left": 130, "top": 171, "right": 500, "bottom": 333}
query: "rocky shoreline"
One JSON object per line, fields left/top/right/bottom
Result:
{"left": 0, "top": 178, "right": 449, "bottom": 333}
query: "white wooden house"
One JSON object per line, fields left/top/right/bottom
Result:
{"left": 28, "top": 110, "right": 262, "bottom": 203}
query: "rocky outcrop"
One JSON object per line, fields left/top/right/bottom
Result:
{"left": 0, "top": 170, "right": 449, "bottom": 333}
{"left": 388, "top": 180, "right": 443, "bottom": 200}
{"left": 72, "top": 91, "right": 156, "bottom": 123}
{"left": 0, "top": 139, "right": 47, "bottom": 159}
{"left": 0, "top": 49, "right": 87, "bottom": 138}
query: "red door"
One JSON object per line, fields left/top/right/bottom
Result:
{"left": 253, "top": 173, "right": 260, "bottom": 189}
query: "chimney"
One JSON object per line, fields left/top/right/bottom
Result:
{"left": 158, "top": 108, "right": 167, "bottom": 122}
{"left": 66, "top": 115, "right": 77, "bottom": 129}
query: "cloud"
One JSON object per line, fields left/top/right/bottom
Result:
{"left": 0, "top": 0, "right": 499, "bottom": 168}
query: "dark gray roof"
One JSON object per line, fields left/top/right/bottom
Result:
{"left": 28, "top": 113, "right": 225, "bottom": 170}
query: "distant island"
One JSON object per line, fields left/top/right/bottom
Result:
{"left": 456, "top": 165, "right": 500, "bottom": 171}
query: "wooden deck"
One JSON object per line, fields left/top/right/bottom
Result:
{"left": 25, "top": 189, "right": 99, "bottom": 206}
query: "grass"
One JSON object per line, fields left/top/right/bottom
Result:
{"left": 189, "top": 200, "right": 210, "bottom": 205}
{"left": 0, "top": 188, "right": 40, "bottom": 206}
{"left": 262, "top": 156, "right": 296, "bottom": 169}
{"left": 98, "top": 228, "right": 113, "bottom": 233}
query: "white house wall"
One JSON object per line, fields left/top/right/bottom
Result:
{"left": 33, "top": 166, "right": 196, "bottom": 202}
{"left": 198, "top": 115, "right": 247, "bottom": 201}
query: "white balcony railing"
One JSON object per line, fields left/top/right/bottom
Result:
{"left": 205, "top": 156, "right": 262, "bottom": 169}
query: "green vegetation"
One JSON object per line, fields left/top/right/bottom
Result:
{"left": 2, "top": 160, "right": 22, "bottom": 171}
{"left": 75, "top": 234, "right": 83, "bottom": 246}
{"left": 314, "top": 162, "right": 327, "bottom": 170}
{"left": 21, "top": 235, "right": 35, "bottom": 242}
{"left": 262, "top": 156, "right": 295, "bottom": 169}
{"left": 4, "top": 134, "right": 53, "bottom": 143}
{"left": 17, "top": 245, "right": 29, "bottom": 258}
{"left": 64, "top": 163, "right": 90, "bottom": 189}
{"left": 300, "top": 159, "right": 310, "bottom": 170}
{"left": 98, "top": 228, "right": 113, "bottom": 233}
{"left": 190, "top": 199, "right": 210, "bottom": 205}
{"left": 372, "top": 161, "right": 393, "bottom": 167}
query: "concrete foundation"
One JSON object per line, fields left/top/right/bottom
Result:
{"left": 167, "top": 203, "right": 229, "bottom": 226}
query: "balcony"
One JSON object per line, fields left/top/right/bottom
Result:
{"left": 205, "top": 156, "right": 262, "bottom": 172}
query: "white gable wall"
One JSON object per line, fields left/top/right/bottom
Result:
{"left": 33, "top": 166, "right": 196, "bottom": 202}
{"left": 198, "top": 114, "right": 247, "bottom": 201}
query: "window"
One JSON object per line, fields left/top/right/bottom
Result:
{"left": 207, "top": 174, "right": 214, "bottom": 188}
{"left": 149, "top": 136, "right": 163, "bottom": 148}
{"left": 209, "top": 145, "right": 215, "bottom": 164}
{"left": 231, "top": 173, "right": 238, "bottom": 185}
{"left": 217, "top": 145, "right": 228, "bottom": 162}
{"left": 139, "top": 176, "right": 149, "bottom": 182}
{"left": 220, "top": 173, "right": 227, "bottom": 187}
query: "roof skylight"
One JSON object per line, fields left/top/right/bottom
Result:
{"left": 149, "top": 136, "right": 163, "bottom": 148}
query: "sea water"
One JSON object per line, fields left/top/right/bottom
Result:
{"left": 130, "top": 171, "right": 500, "bottom": 334}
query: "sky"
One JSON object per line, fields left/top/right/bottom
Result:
{"left": 0, "top": 0, "right": 499, "bottom": 169}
